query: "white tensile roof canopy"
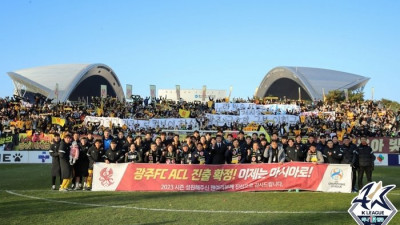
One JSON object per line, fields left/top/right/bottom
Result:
{"left": 7, "top": 63, "right": 125, "bottom": 102}
{"left": 256, "top": 66, "right": 370, "bottom": 101}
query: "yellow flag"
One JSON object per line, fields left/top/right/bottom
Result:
{"left": 179, "top": 109, "right": 190, "bottom": 118}
{"left": 96, "top": 100, "right": 104, "bottom": 116}
{"left": 346, "top": 127, "right": 352, "bottom": 134}
{"left": 259, "top": 126, "right": 271, "bottom": 143}
{"left": 52, "top": 117, "right": 66, "bottom": 127}
{"left": 337, "top": 130, "right": 345, "bottom": 141}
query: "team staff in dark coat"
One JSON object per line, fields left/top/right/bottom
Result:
{"left": 285, "top": 138, "right": 301, "bottom": 162}
{"left": 86, "top": 132, "right": 95, "bottom": 147}
{"left": 324, "top": 140, "right": 343, "bottom": 164}
{"left": 354, "top": 136, "right": 376, "bottom": 191}
{"left": 210, "top": 135, "right": 227, "bottom": 164}
{"left": 86, "top": 139, "right": 105, "bottom": 190}
{"left": 58, "top": 134, "right": 73, "bottom": 191}
{"left": 116, "top": 131, "right": 127, "bottom": 152}
{"left": 123, "top": 135, "right": 134, "bottom": 152}
{"left": 294, "top": 135, "right": 305, "bottom": 161}
{"left": 340, "top": 137, "right": 357, "bottom": 192}
{"left": 104, "top": 140, "right": 125, "bottom": 163}
{"left": 49, "top": 133, "right": 62, "bottom": 190}
{"left": 74, "top": 137, "right": 90, "bottom": 190}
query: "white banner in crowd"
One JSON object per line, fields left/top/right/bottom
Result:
{"left": 215, "top": 103, "right": 300, "bottom": 114}
{"left": 300, "top": 111, "right": 336, "bottom": 121}
{"left": 84, "top": 116, "right": 125, "bottom": 128}
{"left": 84, "top": 116, "right": 199, "bottom": 129}
{"left": 205, "top": 114, "right": 299, "bottom": 126}
{"left": 123, "top": 118, "right": 199, "bottom": 130}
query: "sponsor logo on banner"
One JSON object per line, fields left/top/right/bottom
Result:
{"left": 330, "top": 168, "right": 343, "bottom": 181}
{"left": 317, "top": 164, "right": 352, "bottom": 193}
{"left": 349, "top": 181, "right": 397, "bottom": 225}
{"left": 328, "top": 167, "right": 347, "bottom": 189}
{"left": 0, "top": 151, "right": 52, "bottom": 164}
{"left": 374, "top": 153, "right": 388, "bottom": 166}
{"left": 0, "top": 151, "right": 29, "bottom": 163}
{"left": 38, "top": 151, "right": 50, "bottom": 163}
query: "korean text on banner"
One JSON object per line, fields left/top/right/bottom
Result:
{"left": 92, "top": 162, "right": 351, "bottom": 193}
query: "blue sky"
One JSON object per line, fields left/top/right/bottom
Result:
{"left": 0, "top": 0, "right": 399, "bottom": 101}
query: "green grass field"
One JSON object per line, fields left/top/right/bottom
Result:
{"left": 0, "top": 164, "right": 399, "bottom": 225}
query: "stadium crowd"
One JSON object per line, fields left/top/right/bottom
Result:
{"left": 0, "top": 94, "right": 397, "bottom": 192}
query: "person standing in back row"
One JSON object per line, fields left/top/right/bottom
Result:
{"left": 58, "top": 134, "right": 73, "bottom": 191}
{"left": 354, "top": 136, "right": 376, "bottom": 191}
{"left": 210, "top": 135, "right": 227, "bottom": 164}
{"left": 49, "top": 133, "right": 62, "bottom": 190}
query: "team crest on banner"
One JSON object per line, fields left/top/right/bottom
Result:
{"left": 348, "top": 181, "right": 397, "bottom": 225}
{"left": 92, "top": 163, "right": 128, "bottom": 191}
{"left": 99, "top": 167, "right": 114, "bottom": 187}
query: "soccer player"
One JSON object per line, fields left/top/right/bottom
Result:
{"left": 104, "top": 140, "right": 125, "bottom": 163}
{"left": 58, "top": 134, "right": 73, "bottom": 191}
{"left": 86, "top": 139, "right": 105, "bottom": 190}
{"left": 49, "top": 133, "right": 62, "bottom": 190}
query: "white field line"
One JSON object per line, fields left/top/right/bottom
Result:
{"left": 5, "top": 190, "right": 348, "bottom": 214}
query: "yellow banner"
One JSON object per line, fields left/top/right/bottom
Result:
{"left": 179, "top": 109, "right": 190, "bottom": 118}
{"left": 51, "top": 117, "right": 66, "bottom": 127}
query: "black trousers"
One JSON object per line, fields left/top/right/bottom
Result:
{"left": 358, "top": 166, "right": 372, "bottom": 190}
{"left": 352, "top": 167, "right": 357, "bottom": 190}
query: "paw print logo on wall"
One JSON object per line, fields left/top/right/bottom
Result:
{"left": 13, "top": 153, "right": 23, "bottom": 162}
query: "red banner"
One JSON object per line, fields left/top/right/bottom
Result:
{"left": 93, "top": 162, "right": 352, "bottom": 193}
{"left": 357, "top": 137, "right": 400, "bottom": 154}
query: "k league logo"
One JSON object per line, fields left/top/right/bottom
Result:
{"left": 348, "top": 181, "right": 397, "bottom": 225}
